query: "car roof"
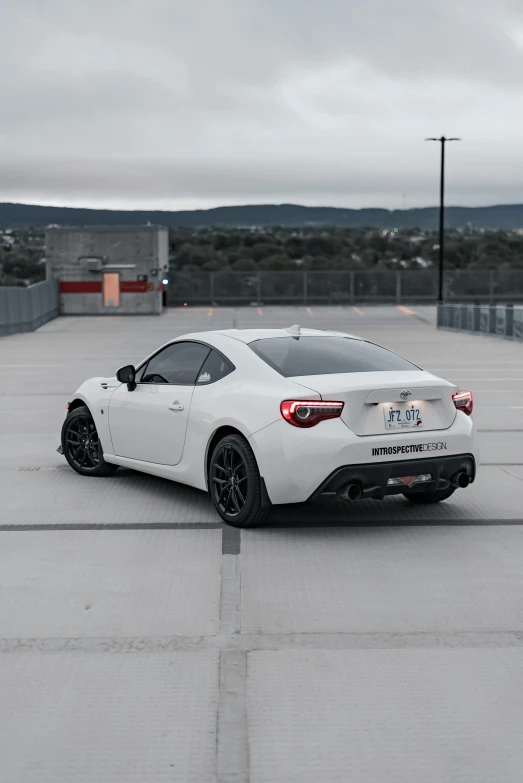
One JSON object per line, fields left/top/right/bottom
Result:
{"left": 137, "top": 327, "right": 366, "bottom": 373}
{"left": 213, "top": 327, "right": 364, "bottom": 344}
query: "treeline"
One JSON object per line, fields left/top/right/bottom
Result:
{"left": 168, "top": 226, "right": 523, "bottom": 272}
{"left": 2, "top": 226, "right": 523, "bottom": 286}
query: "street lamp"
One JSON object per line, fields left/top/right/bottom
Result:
{"left": 426, "top": 136, "right": 461, "bottom": 302}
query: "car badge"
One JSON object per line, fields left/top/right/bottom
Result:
{"left": 400, "top": 390, "right": 412, "bottom": 400}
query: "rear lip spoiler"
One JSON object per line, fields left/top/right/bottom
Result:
{"left": 364, "top": 386, "right": 453, "bottom": 404}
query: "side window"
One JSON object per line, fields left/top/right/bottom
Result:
{"left": 141, "top": 342, "right": 210, "bottom": 385}
{"left": 196, "top": 350, "right": 235, "bottom": 385}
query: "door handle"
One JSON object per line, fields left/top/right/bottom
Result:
{"left": 168, "top": 402, "right": 184, "bottom": 411}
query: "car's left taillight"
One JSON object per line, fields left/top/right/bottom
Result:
{"left": 452, "top": 390, "right": 473, "bottom": 416}
{"left": 280, "top": 400, "right": 344, "bottom": 428}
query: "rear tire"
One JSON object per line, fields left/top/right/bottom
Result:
{"left": 209, "top": 433, "right": 270, "bottom": 527}
{"left": 403, "top": 486, "right": 456, "bottom": 504}
{"left": 61, "top": 406, "right": 118, "bottom": 477}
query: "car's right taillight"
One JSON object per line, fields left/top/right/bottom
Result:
{"left": 280, "top": 400, "right": 344, "bottom": 428}
{"left": 452, "top": 390, "right": 473, "bottom": 416}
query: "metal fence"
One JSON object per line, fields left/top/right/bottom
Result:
{"left": 0, "top": 279, "right": 59, "bottom": 336}
{"left": 437, "top": 303, "right": 523, "bottom": 341}
{"left": 168, "top": 269, "right": 523, "bottom": 305}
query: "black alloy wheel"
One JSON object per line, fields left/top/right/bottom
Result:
{"left": 209, "top": 434, "right": 269, "bottom": 527}
{"left": 211, "top": 443, "right": 249, "bottom": 518}
{"left": 61, "top": 405, "right": 117, "bottom": 477}
{"left": 66, "top": 414, "right": 100, "bottom": 471}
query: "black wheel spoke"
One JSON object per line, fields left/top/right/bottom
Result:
{"left": 222, "top": 487, "right": 232, "bottom": 511}
{"left": 213, "top": 463, "right": 228, "bottom": 476}
{"left": 235, "top": 486, "right": 245, "bottom": 505}
{"left": 230, "top": 488, "right": 241, "bottom": 512}
{"left": 218, "top": 483, "right": 230, "bottom": 504}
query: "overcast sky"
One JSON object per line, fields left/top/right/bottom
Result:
{"left": 1, "top": 0, "right": 523, "bottom": 211}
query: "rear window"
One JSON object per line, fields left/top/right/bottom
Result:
{"left": 249, "top": 336, "right": 419, "bottom": 377}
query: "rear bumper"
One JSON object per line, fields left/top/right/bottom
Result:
{"left": 310, "top": 453, "right": 476, "bottom": 501}
{"left": 249, "top": 412, "right": 478, "bottom": 504}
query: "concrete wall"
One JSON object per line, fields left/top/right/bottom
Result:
{"left": 46, "top": 226, "right": 168, "bottom": 315}
{"left": 0, "top": 280, "right": 59, "bottom": 336}
{"left": 437, "top": 302, "right": 523, "bottom": 341}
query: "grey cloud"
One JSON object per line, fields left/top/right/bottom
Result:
{"left": 1, "top": 0, "right": 523, "bottom": 209}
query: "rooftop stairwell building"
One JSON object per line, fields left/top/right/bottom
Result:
{"left": 45, "top": 226, "right": 168, "bottom": 315}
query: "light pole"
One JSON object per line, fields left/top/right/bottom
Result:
{"left": 426, "top": 136, "right": 460, "bottom": 302}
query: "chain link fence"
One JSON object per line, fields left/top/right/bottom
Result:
{"left": 168, "top": 269, "right": 523, "bottom": 306}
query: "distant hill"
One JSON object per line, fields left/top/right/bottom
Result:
{"left": 1, "top": 201, "right": 523, "bottom": 229}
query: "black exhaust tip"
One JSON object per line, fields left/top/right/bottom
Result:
{"left": 339, "top": 482, "right": 362, "bottom": 501}
{"left": 451, "top": 470, "right": 470, "bottom": 489}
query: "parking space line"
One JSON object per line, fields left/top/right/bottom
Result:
{"left": 352, "top": 307, "right": 364, "bottom": 316}
{"left": 444, "top": 378, "right": 523, "bottom": 381}
{"left": 396, "top": 305, "right": 417, "bottom": 316}
{"left": 0, "top": 522, "right": 224, "bottom": 531}
{"left": 0, "top": 364, "right": 67, "bottom": 368}
{"left": 305, "top": 307, "right": 313, "bottom": 316}
{"left": 257, "top": 306, "right": 263, "bottom": 316}
{"left": 208, "top": 307, "right": 213, "bottom": 317}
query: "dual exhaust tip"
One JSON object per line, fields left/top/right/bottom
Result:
{"left": 339, "top": 470, "right": 470, "bottom": 501}
{"left": 339, "top": 483, "right": 363, "bottom": 501}
{"left": 451, "top": 470, "right": 470, "bottom": 489}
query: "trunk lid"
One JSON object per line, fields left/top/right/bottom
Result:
{"left": 291, "top": 371, "right": 458, "bottom": 435}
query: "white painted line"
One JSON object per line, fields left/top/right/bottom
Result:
{"left": 0, "top": 364, "right": 67, "bottom": 368}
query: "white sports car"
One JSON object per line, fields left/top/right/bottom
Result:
{"left": 59, "top": 326, "right": 477, "bottom": 527}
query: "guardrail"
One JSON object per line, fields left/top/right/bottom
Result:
{"left": 437, "top": 303, "right": 523, "bottom": 341}
{"left": 0, "top": 279, "right": 59, "bottom": 336}
{"left": 168, "top": 269, "right": 523, "bottom": 306}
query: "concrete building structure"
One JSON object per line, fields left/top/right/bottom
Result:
{"left": 45, "top": 226, "right": 168, "bottom": 315}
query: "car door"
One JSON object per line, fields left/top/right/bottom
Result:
{"left": 108, "top": 341, "right": 211, "bottom": 465}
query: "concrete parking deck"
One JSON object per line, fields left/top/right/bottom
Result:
{"left": 1, "top": 305, "right": 523, "bottom": 782}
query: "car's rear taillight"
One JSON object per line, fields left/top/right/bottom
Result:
{"left": 452, "top": 390, "right": 473, "bottom": 416}
{"left": 281, "top": 400, "right": 344, "bottom": 428}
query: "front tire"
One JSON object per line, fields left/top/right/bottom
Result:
{"left": 209, "top": 434, "right": 270, "bottom": 527}
{"left": 403, "top": 486, "right": 456, "bottom": 504}
{"left": 61, "top": 405, "right": 117, "bottom": 477}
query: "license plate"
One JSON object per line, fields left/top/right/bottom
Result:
{"left": 384, "top": 403, "right": 422, "bottom": 430}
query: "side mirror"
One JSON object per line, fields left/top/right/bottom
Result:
{"left": 116, "top": 364, "right": 137, "bottom": 391}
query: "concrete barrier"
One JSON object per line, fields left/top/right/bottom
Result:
{"left": 437, "top": 302, "right": 523, "bottom": 341}
{"left": 0, "top": 280, "right": 59, "bottom": 336}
